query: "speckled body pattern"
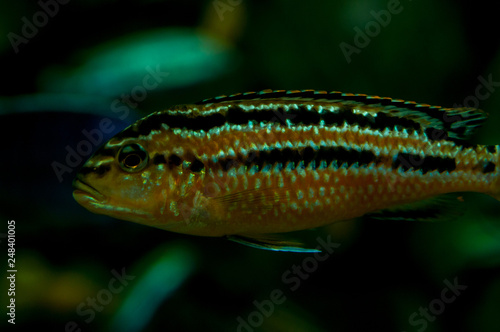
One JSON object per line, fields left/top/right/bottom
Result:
{"left": 73, "top": 90, "right": 500, "bottom": 238}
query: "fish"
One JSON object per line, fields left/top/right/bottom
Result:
{"left": 72, "top": 89, "right": 500, "bottom": 252}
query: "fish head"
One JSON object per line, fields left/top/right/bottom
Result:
{"left": 72, "top": 137, "right": 174, "bottom": 225}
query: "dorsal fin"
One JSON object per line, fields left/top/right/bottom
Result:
{"left": 118, "top": 89, "right": 487, "bottom": 143}
{"left": 196, "top": 89, "right": 488, "bottom": 141}
{"left": 197, "top": 89, "right": 404, "bottom": 105}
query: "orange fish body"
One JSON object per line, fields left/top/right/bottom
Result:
{"left": 73, "top": 90, "right": 500, "bottom": 251}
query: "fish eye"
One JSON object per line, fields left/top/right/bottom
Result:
{"left": 117, "top": 143, "right": 149, "bottom": 172}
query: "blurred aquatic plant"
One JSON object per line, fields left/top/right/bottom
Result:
{"left": 468, "top": 278, "right": 500, "bottom": 332}
{"left": 39, "top": 27, "right": 236, "bottom": 96}
{"left": 109, "top": 242, "right": 197, "bottom": 332}
{"left": 0, "top": 93, "right": 114, "bottom": 115}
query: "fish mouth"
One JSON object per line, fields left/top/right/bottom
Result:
{"left": 72, "top": 178, "right": 106, "bottom": 203}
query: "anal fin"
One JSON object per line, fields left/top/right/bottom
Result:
{"left": 365, "top": 194, "right": 466, "bottom": 222}
{"left": 227, "top": 234, "right": 321, "bottom": 253}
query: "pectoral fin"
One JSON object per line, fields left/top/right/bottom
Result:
{"left": 210, "top": 187, "right": 289, "bottom": 215}
{"left": 227, "top": 234, "right": 321, "bottom": 253}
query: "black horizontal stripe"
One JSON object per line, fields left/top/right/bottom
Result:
{"left": 226, "top": 106, "right": 280, "bottom": 125}
{"left": 216, "top": 146, "right": 379, "bottom": 172}
{"left": 189, "top": 158, "right": 205, "bottom": 172}
{"left": 483, "top": 162, "right": 496, "bottom": 174}
{"left": 220, "top": 158, "right": 240, "bottom": 171}
{"left": 486, "top": 145, "right": 497, "bottom": 154}
{"left": 78, "top": 164, "right": 111, "bottom": 177}
{"left": 168, "top": 154, "right": 182, "bottom": 168}
{"left": 393, "top": 153, "right": 457, "bottom": 174}
{"left": 322, "top": 107, "right": 421, "bottom": 131}
{"left": 194, "top": 90, "right": 442, "bottom": 123}
{"left": 152, "top": 154, "right": 167, "bottom": 165}
{"left": 116, "top": 111, "right": 226, "bottom": 139}
{"left": 95, "top": 148, "right": 117, "bottom": 157}
{"left": 152, "top": 153, "right": 205, "bottom": 172}
{"left": 122, "top": 103, "right": 423, "bottom": 139}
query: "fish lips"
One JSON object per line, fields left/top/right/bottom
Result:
{"left": 72, "top": 177, "right": 106, "bottom": 203}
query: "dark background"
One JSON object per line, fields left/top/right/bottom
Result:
{"left": 1, "top": 0, "right": 499, "bottom": 331}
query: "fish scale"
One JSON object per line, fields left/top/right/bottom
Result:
{"left": 73, "top": 89, "right": 500, "bottom": 252}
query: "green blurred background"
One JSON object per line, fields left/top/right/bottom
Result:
{"left": 1, "top": 0, "right": 499, "bottom": 331}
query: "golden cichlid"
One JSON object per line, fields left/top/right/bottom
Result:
{"left": 73, "top": 89, "right": 500, "bottom": 252}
